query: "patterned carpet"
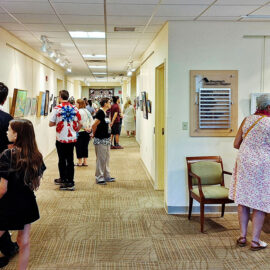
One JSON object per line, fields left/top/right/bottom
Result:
{"left": 3, "top": 136, "right": 270, "bottom": 269}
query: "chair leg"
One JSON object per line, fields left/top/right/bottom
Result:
{"left": 221, "top": 204, "right": 225, "bottom": 217}
{"left": 200, "top": 203, "right": 205, "bottom": 233}
{"left": 188, "top": 197, "right": 193, "bottom": 220}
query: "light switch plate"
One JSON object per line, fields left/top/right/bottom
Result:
{"left": 182, "top": 122, "right": 188, "bottom": 130}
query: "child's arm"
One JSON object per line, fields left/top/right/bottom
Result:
{"left": 0, "top": 178, "right": 7, "bottom": 198}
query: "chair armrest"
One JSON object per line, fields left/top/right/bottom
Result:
{"left": 188, "top": 172, "right": 204, "bottom": 199}
{"left": 223, "top": 171, "right": 232, "bottom": 176}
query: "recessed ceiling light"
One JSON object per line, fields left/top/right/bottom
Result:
{"left": 69, "top": 31, "right": 105, "bottom": 38}
{"left": 93, "top": 72, "right": 107, "bottom": 75}
{"left": 83, "top": 54, "right": 106, "bottom": 58}
{"left": 88, "top": 66, "right": 106, "bottom": 69}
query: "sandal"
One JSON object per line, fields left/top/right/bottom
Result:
{"left": 236, "top": 236, "right": 247, "bottom": 247}
{"left": 250, "top": 240, "right": 268, "bottom": 251}
{"left": 75, "top": 163, "right": 82, "bottom": 167}
{"left": 82, "top": 164, "right": 88, "bottom": 167}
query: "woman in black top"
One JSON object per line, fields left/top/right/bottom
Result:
{"left": 0, "top": 119, "right": 46, "bottom": 270}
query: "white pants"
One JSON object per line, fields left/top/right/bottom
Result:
{"left": 95, "top": 144, "right": 110, "bottom": 182}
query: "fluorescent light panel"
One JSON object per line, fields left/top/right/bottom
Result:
{"left": 88, "top": 66, "right": 106, "bottom": 69}
{"left": 93, "top": 72, "right": 107, "bottom": 75}
{"left": 69, "top": 31, "right": 105, "bottom": 38}
{"left": 83, "top": 54, "right": 106, "bottom": 58}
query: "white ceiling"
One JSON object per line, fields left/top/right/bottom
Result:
{"left": 0, "top": 0, "right": 270, "bottom": 82}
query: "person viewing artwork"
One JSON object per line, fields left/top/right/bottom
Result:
{"left": 230, "top": 94, "right": 270, "bottom": 251}
{"left": 123, "top": 99, "right": 135, "bottom": 137}
{"left": 0, "top": 119, "right": 46, "bottom": 270}
{"left": 75, "top": 99, "right": 93, "bottom": 167}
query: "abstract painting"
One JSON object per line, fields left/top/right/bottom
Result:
{"left": 31, "top": 98, "right": 37, "bottom": 115}
{"left": 141, "top": 91, "right": 148, "bottom": 119}
{"left": 40, "top": 92, "right": 46, "bottom": 116}
{"left": 24, "top": 97, "right": 31, "bottom": 116}
{"left": 10, "top": 89, "right": 28, "bottom": 118}
{"left": 44, "top": 90, "right": 50, "bottom": 116}
{"left": 37, "top": 92, "right": 43, "bottom": 117}
{"left": 146, "top": 100, "right": 151, "bottom": 114}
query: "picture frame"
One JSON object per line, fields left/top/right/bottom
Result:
{"left": 31, "top": 98, "right": 37, "bottom": 115}
{"left": 146, "top": 100, "right": 152, "bottom": 114}
{"left": 10, "top": 89, "right": 28, "bottom": 118}
{"left": 24, "top": 97, "right": 32, "bottom": 116}
{"left": 139, "top": 100, "right": 143, "bottom": 111}
{"left": 141, "top": 91, "right": 148, "bottom": 119}
{"left": 37, "top": 92, "right": 43, "bottom": 117}
{"left": 44, "top": 90, "right": 50, "bottom": 116}
{"left": 40, "top": 92, "right": 46, "bottom": 116}
{"left": 136, "top": 96, "right": 140, "bottom": 109}
{"left": 250, "top": 93, "right": 270, "bottom": 114}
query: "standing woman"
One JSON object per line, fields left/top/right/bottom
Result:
{"left": 0, "top": 119, "right": 46, "bottom": 269}
{"left": 123, "top": 99, "right": 135, "bottom": 137}
{"left": 230, "top": 94, "right": 270, "bottom": 250}
{"left": 75, "top": 99, "right": 93, "bottom": 166}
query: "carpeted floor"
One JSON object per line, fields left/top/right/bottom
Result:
{"left": 3, "top": 136, "right": 270, "bottom": 269}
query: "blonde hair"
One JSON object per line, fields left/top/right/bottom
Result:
{"left": 124, "top": 99, "right": 132, "bottom": 110}
{"left": 76, "top": 99, "right": 86, "bottom": 109}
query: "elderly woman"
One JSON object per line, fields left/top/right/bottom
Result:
{"left": 123, "top": 99, "right": 135, "bottom": 137}
{"left": 230, "top": 94, "right": 270, "bottom": 251}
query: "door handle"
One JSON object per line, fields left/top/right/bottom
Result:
{"left": 162, "top": 128, "right": 164, "bottom": 135}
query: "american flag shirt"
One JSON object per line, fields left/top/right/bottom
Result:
{"left": 50, "top": 102, "right": 82, "bottom": 143}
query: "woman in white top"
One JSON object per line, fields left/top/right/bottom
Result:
{"left": 75, "top": 99, "right": 93, "bottom": 166}
{"left": 123, "top": 99, "right": 135, "bottom": 137}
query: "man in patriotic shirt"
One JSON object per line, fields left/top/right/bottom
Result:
{"left": 49, "top": 90, "right": 82, "bottom": 190}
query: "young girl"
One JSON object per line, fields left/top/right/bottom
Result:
{"left": 0, "top": 119, "right": 46, "bottom": 270}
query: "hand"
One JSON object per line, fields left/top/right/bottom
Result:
{"left": 110, "top": 123, "right": 113, "bottom": 127}
{"left": 85, "top": 127, "right": 92, "bottom": 133}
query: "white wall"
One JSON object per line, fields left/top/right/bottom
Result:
{"left": 166, "top": 21, "right": 270, "bottom": 211}
{"left": 0, "top": 27, "right": 67, "bottom": 158}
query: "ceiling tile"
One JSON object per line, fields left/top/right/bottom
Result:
{"left": 203, "top": 5, "right": 260, "bottom": 16}
{"left": 216, "top": 0, "right": 267, "bottom": 5}
{"left": 198, "top": 16, "right": 239, "bottom": 21}
{"left": 0, "top": 22, "right": 26, "bottom": 31}
{"left": 107, "top": 32, "right": 156, "bottom": 39}
{"left": 156, "top": 4, "right": 208, "bottom": 16}
{"left": 0, "top": 2, "right": 54, "bottom": 14}
{"left": 0, "top": 13, "right": 17, "bottom": 23}
{"left": 53, "top": 3, "right": 103, "bottom": 15}
{"left": 151, "top": 16, "right": 194, "bottom": 23}
{"left": 52, "top": 0, "right": 104, "bottom": 3}
{"left": 14, "top": 14, "right": 59, "bottom": 24}
{"left": 107, "top": 4, "right": 155, "bottom": 16}
{"left": 162, "top": 0, "right": 212, "bottom": 3}
{"left": 60, "top": 15, "right": 104, "bottom": 24}
{"left": 107, "top": 16, "right": 149, "bottom": 25}
{"left": 252, "top": 6, "right": 270, "bottom": 15}
{"left": 24, "top": 23, "right": 66, "bottom": 31}
{"left": 107, "top": 0, "right": 159, "bottom": 3}
{"left": 66, "top": 24, "right": 105, "bottom": 32}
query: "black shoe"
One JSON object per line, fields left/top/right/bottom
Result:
{"left": 96, "top": 179, "right": 107, "bottom": 185}
{"left": 59, "top": 183, "right": 75, "bottom": 191}
{"left": 106, "top": 177, "right": 116, "bottom": 182}
{"left": 0, "top": 256, "right": 9, "bottom": 268}
{"left": 54, "top": 178, "right": 65, "bottom": 185}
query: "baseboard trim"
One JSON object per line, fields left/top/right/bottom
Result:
{"left": 139, "top": 158, "right": 155, "bottom": 188}
{"left": 166, "top": 204, "right": 237, "bottom": 214}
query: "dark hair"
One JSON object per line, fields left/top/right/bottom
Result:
{"left": 68, "top": 97, "right": 75, "bottom": 105}
{"left": 112, "top": 96, "right": 119, "bottom": 104}
{"left": 88, "top": 100, "right": 92, "bottom": 106}
{"left": 10, "top": 119, "right": 43, "bottom": 191}
{"left": 76, "top": 99, "right": 86, "bottom": 109}
{"left": 59, "top": 90, "right": 69, "bottom": 100}
{"left": 0, "top": 82, "right": 8, "bottom": 105}
{"left": 100, "top": 98, "right": 110, "bottom": 107}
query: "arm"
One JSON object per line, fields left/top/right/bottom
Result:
{"left": 92, "top": 119, "right": 101, "bottom": 137}
{"left": 111, "top": 112, "right": 118, "bottom": 126}
{"left": 234, "top": 118, "right": 246, "bottom": 149}
{"left": 0, "top": 178, "right": 7, "bottom": 199}
{"left": 49, "top": 121, "right": 56, "bottom": 127}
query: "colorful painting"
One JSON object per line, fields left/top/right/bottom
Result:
{"left": 37, "top": 92, "right": 43, "bottom": 117}
{"left": 40, "top": 92, "right": 46, "bottom": 116}
{"left": 10, "top": 89, "right": 28, "bottom": 118}
{"left": 146, "top": 100, "right": 151, "bottom": 114}
{"left": 136, "top": 96, "right": 140, "bottom": 109}
{"left": 24, "top": 97, "right": 31, "bottom": 116}
{"left": 44, "top": 90, "right": 50, "bottom": 116}
{"left": 31, "top": 98, "right": 37, "bottom": 115}
{"left": 141, "top": 91, "right": 148, "bottom": 119}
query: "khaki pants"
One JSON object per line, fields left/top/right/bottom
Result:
{"left": 95, "top": 144, "right": 110, "bottom": 182}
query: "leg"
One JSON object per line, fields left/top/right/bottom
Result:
{"left": 95, "top": 144, "right": 107, "bottom": 184}
{"left": 238, "top": 204, "right": 250, "bottom": 238}
{"left": 65, "top": 143, "right": 75, "bottom": 185}
{"left": 17, "top": 224, "right": 31, "bottom": 270}
{"left": 83, "top": 158, "right": 88, "bottom": 166}
{"left": 55, "top": 141, "right": 67, "bottom": 181}
{"left": 115, "top": 134, "right": 119, "bottom": 144}
{"left": 104, "top": 144, "right": 111, "bottom": 180}
{"left": 127, "top": 131, "right": 130, "bottom": 137}
{"left": 221, "top": 204, "right": 225, "bottom": 217}
{"left": 200, "top": 203, "right": 204, "bottom": 233}
{"left": 252, "top": 209, "right": 266, "bottom": 243}
{"left": 188, "top": 196, "right": 193, "bottom": 220}
{"left": 75, "top": 132, "right": 83, "bottom": 162}
{"left": 81, "top": 132, "right": 90, "bottom": 161}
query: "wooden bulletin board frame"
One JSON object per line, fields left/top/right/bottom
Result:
{"left": 190, "top": 70, "right": 238, "bottom": 137}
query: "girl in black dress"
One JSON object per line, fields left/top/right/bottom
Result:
{"left": 0, "top": 119, "right": 45, "bottom": 270}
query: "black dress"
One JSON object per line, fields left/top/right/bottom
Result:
{"left": 0, "top": 149, "right": 46, "bottom": 230}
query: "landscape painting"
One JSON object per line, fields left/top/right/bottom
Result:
{"left": 10, "top": 89, "right": 28, "bottom": 118}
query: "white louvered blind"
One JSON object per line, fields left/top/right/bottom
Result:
{"left": 199, "top": 88, "right": 231, "bottom": 129}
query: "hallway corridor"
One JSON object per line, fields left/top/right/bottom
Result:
{"left": 4, "top": 136, "right": 270, "bottom": 270}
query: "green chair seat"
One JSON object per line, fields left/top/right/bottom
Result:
{"left": 192, "top": 186, "right": 229, "bottom": 199}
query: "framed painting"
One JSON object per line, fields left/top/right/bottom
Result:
{"left": 37, "top": 92, "right": 43, "bottom": 117}
{"left": 40, "top": 92, "right": 46, "bottom": 116}
{"left": 141, "top": 91, "right": 148, "bottom": 119}
{"left": 44, "top": 90, "right": 50, "bottom": 116}
{"left": 31, "top": 98, "right": 37, "bottom": 115}
{"left": 10, "top": 89, "right": 28, "bottom": 118}
{"left": 136, "top": 96, "right": 140, "bottom": 109}
{"left": 147, "top": 100, "right": 152, "bottom": 114}
{"left": 139, "top": 100, "right": 143, "bottom": 111}
{"left": 24, "top": 97, "right": 31, "bottom": 116}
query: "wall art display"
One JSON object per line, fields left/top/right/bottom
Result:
{"left": 40, "top": 92, "right": 46, "bottom": 116}
{"left": 10, "top": 89, "right": 28, "bottom": 118}
{"left": 136, "top": 96, "right": 140, "bottom": 109}
{"left": 50, "top": 94, "right": 53, "bottom": 101}
{"left": 147, "top": 100, "right": 152, "bottom": 114}
{"left": 89, "top": 89, "right": 114, "bottom": 100}
{"left": 141, "top": 91, "right": 148, "bottom": 119}
{"left": 44, "top": 90, "right": 50, "bottom": 116}
{"left": 24, "top": 97, "right": 31, "bottom": 116}
{"left": 37, "top": 92, "right": 43, "bottom": 117}
{"left": 250, "top": 93, "right": 270, "bottom": 115}
{"left": 31, "top": 98, "right": 37, "bottom": 115}
{"left": 139, "top": 100, "right": 143, "bottom": 111}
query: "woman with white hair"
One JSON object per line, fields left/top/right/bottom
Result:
{"left": 230, "top": 94, "right": 270, "bottom": 251}
{"left": 123, "top": 99, "right": 135, "bottom": 137}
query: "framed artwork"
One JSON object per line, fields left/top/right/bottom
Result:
{"left": 50, "top": 94, "right": 53, "bottom": 101}
{"left": 141, "top": 91, "right": 148, "bottom": 119}
{"left": 147, "top": 100, "right": 152, "bottom": 114}
{"left": 37, "top": 92, "right": 43, "bottom": 117}
{"left": 44, "top": 90, "right": 50, "bottom": 116}
{"left": 250, "top": 93, "right": 270, "bottom": 114}
{"left": 24, "top": 97, "right": 31, "bottom": 116}
{"left": 139, "top": 100, "right": 143, "bottom": 111}
{"left": 40, "top": 92, "right": 46, "bottom": 116}
{"left": 136, "top": 96, "right": 140, "bottom": 109}
{"left": 31, "top": 98, "right": 37, "bottom": 115}
{"left": 10, "top": 89, "right": 28, "bottom": 118}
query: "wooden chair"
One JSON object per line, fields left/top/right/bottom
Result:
{"left": 186, "top": 156, "right": 234, "bottom": 232}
